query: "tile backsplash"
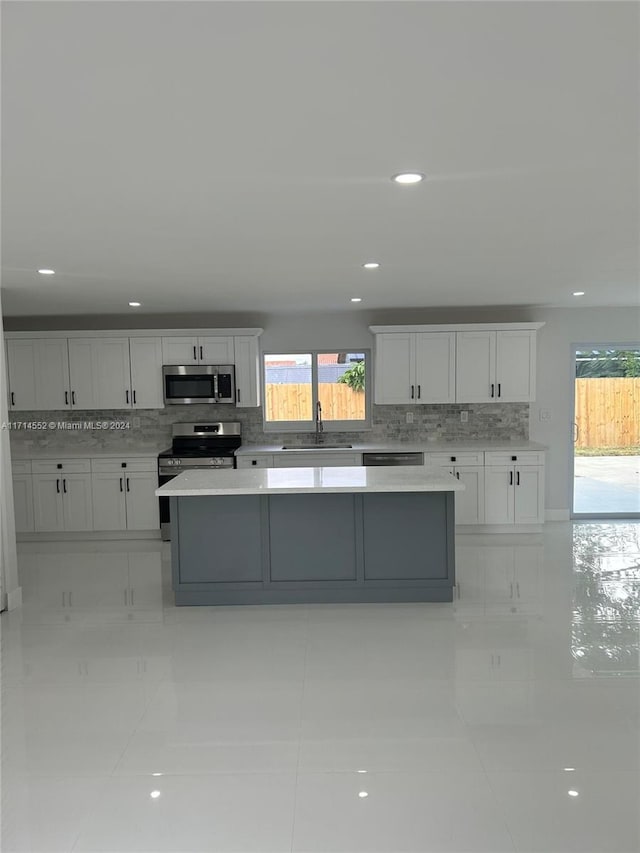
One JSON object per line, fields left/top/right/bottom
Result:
{"left": 9, "top": 403, "right": 529, "bottom": 455}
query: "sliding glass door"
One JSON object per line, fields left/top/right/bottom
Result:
{"left": 572, "top": 346, "right": 640, "bottom": 517}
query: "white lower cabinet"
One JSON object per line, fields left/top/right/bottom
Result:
{"left": 484, "top": 452, "right": 545, "bottom": 526}
{"left": 91, "top": 460, "right": 158, "bottom": 531}
{"left": 31, "top": 461, "right": 93, "bottom": 532}
{"left": 429, "top": 452, "right": 485, "bottom": 525}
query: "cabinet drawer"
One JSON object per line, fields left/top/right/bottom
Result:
{"left": 91, "top": 457, "right": 157, "bottom": 473}
{"left": 485, "top": 451, "right": 545, "bottom": 467}
{"left": 11, "top": 460, "right": 32, "bottom": 475}
{"left": 236, "top": 456, "right": 274, "bottom": 469}
{"left": 32, "top": 459, "right": 91, "bottom": 474}
{"left": 428, "top": 451, "right": 484, "bottom": 466}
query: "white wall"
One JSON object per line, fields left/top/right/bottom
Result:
{"left": 0, "top": 291, "right": 21, "bottom": 609}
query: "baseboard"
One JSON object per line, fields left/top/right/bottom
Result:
{"left": 16, "top": 530, "right": 161, "bottom": 542}
{"left": 545, "top": 509, "right": 570, "bottom": 521}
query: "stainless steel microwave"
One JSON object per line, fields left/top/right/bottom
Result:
{"left": 162, "top": 365, "right": 236, "bottom": 405}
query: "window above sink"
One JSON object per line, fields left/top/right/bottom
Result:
{"left": 263, "top": 351, "right": 370, "bottom": 433}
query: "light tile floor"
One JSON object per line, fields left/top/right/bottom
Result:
{"left": 1, "top": 523, "right": 639, "bottom": 852}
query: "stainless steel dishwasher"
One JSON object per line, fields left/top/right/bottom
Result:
{"left": 362, "top": 452, "right": 424, "bottom": 466}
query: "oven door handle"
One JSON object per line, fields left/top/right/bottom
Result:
{"left": 213, "top": 374, "right": 219, "bottom": 400}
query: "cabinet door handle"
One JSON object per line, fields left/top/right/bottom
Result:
{"left": 516, "top": 471, "right": 520, "bottom": 486}
{"left": 56, "top": 479, "right": 60, "bottom": 494}
{"left": 456, "top": 472, "right": 460, "bottom": 479}
{"left": 236, "top": 388, "right": 240, "bottom": 403}
{"left": 498, "top": 383, "right": 501, "bottom": 397}
{"left": 510, "top": 583, "right": 514, "bottom": 598}
{"left": 490, "top": 384, "right": 495, "bottom": 398}
{"left": 133, "top": 390, "right": 137, "bottom": 404}
{"left": 191, "top": 345, "right": 196, "bottom": 361}
{"left": 10, "top": 392, "right": 15, "bottom": 406}
{"left": 119, "top": 477, "right": 123, "bottom": 492}
{"left": 63, "top": 478, "right": 67, "bottom": 493}
{"left": 200, "top": 345, "right": 203, "bottom": 361}
{"left": 126, "top": 477, "right": 130, "bottom": 492}
{"left": 126, "top": 389, "right": 130, "bottom": 404}
{"left": 509, "top": 471, "right": 513, "bottom": 485}
{"left": 410, "top": 385, "right": 415, "bottom": 399}
{"left": 65, "top": 391, "right": 69, "bottom": 405}
{"left": 72, "top": 391, "right": 76, "bottom": 405}
{"left": 417, "top": 384, "right": 421, "bottom": 399}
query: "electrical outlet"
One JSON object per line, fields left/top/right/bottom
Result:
{"left": 539, "top": 409, "right": 551, "bottom": 422}
{"left": 132, "top": 417, "right": 141, "bottom": 428}
{"left": 460, "top": 411, "right": 469, "bottom": 423}
{"left": 406, "top": 412, "right": 414, "bottom": 424}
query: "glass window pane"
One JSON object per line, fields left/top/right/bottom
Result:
{"left": 264, "top": 354, "right": 313, "bottom": 422}
{"left": 317, "top": 353, "right": 366, "bottom": 421}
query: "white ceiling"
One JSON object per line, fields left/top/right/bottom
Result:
{"left": 2, "top": 1, "right": 638, "bottom": 317}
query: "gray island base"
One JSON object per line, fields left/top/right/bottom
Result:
{"left": 158, "top": 466, "right": 463, "bottom": 606}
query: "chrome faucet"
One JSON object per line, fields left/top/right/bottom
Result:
{"left": 315, "top": 400, "right": 324, "bottom": 443}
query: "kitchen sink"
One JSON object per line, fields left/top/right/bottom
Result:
{"left": 281, "top": 444, "right": 353, "bottom": 450}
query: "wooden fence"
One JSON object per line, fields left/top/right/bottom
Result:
{"left": 575, "top": 378, "right": 640, "bottom": 448}
{"left": 265, "top": 383, "right": 365, "bottom": 422}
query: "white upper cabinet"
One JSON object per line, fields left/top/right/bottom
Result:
{"left": 456, "top": 329, "right": 536, "bottom": 403}
{"left": 374, "top": 332, "right": 456, "bottom": 404}
{"left": 455, "top": 331, "right": 496, "bottom": 403}
{"left": 7, "top": 329, "right": 261, "bottom": 410}
{"left": 69, "top": 338, "right": 131, "bottom": 409}
{"left": 161, "top": 336, "right": 235, "bottom": 365}
{"left": 415, "top": 333, "right": 456, "bottom": 403}
{"left": 495, "top": 330, "right": 536, "bottom": 403}
{"left": 161, "top": 337, "right": 200, "bottom": 365}
{"left": 36, "top": 339, "right": 72, "bottom": 410}
{"left": 92, "top": 338, "right": 132, "bottom": 409}
{"left": 199, "top": 336, "right": 234, "bottom": 364}
{"left": 7, "top": 338, "right": 70, "bottom": 411}
{"left": 129, "top": 337, "right": 163, "bottom": 409}
{"left": 67, "top": 339, "right": 96, "bottom": 408}
{"left": 7, "top": 339, "right": 39, "bottom": 409}
{"left": 372, "top": 324, "right": 541, "bottom": 406}
{"left": 234, "top": 335, "right": 260, "bottom": 407}
{"left": 374, "top": 333, "right": 414, "bottom": 404}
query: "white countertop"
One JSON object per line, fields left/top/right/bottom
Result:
{"left": 155, "top": 465, "right": 466, "bottom": 497}
{"left": 235, "top": 439, "right": 547, "bottom": 456}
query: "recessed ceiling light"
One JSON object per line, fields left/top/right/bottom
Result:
{"left": 391, "top": 172, "right": 425, "bottom": 184}
{"left": 362, "top": 262, "right": 380, "bottom": 269}
{"left": 37, "top": 268, "right": 55, "bottom": 275}
{"left": 129, "top": 301, "right": 142, "bottom": 307}
{"left": 573, "top": 291, "right": 585, "bottom": 296}
{"left": 568, "top": 790, "right": 579, "bottom": 797}
{"left": 358, "top": 791, "right": 369, "bottom": 798}
{"left": 351, "top": 297, "right": 362, "bottom": 303}
{"left": 150, "top": 790, "right": 161, "bottom": 799}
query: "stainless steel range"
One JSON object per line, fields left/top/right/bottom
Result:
{"left": 158, "top": 422, "right": 242, "bottom": 540}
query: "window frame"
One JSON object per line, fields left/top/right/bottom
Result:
{"left": 262, "top": 349, "right": 372, "bottom": 433}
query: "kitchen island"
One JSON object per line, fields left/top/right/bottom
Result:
{"left": 156, "top": 466, "right": 464, "bottom": 606}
